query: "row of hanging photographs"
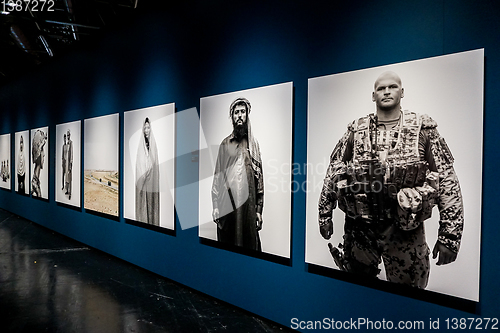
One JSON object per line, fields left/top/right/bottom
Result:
{"left": 1, "top": 106, "right": 177, "bottom": 230}
{"left": 0, "top": 49, "right": 483, "bottom": 303}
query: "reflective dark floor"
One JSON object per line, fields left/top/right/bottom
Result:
{"left": 0, "top": 209, "right": 292, "bottom": 332}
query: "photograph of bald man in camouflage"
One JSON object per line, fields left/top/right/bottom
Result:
{"left": 306, "top": 49, "right": 483, "bottom": 301}
{"left": 318, "top": 71, "right": 462, "bottom": 289}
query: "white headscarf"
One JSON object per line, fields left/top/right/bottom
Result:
{"left": 135, "top": 118, "right": 160, "bottom": 224}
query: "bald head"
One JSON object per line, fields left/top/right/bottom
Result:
{"left": 374, "top": 71, "right": 402, "bottom": 89}
{"left": 372, "top": 71, "right": 404, "bottom": 115}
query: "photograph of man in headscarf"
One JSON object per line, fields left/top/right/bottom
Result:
{"left": 135, "top": 117, "right": 160, "bottom": 226}
{"left": 211, "top": 98, "right": 264, "bottom": 251}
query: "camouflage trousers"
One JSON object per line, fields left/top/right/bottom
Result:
{"left": 343, "top": 217, "right": 430, "bottom": 289}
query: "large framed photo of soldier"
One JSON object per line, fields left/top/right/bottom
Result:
{"left": 30, "top": 126, "right": 49, "bottom": 200}
{"left": 84, "top": 114, "right": 119, "bottom": 217}
{"left": 199, "top": 82, "right": 293, "bottom": 259}
{"left": 305, "top": 49, "right": 483, "bottom": 302}
{"left": 0, "top": 133, "right": 11, "bottom": 190}
{"left": 124, "top": 103, "right": 176, "bottom": 231}
{"left": 15, "top": 130, "right": 29, "bottom": 195}
{"left": 55, "top": 121, "right": 81, "bottom": 208}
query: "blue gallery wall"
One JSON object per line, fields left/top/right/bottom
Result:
{"left": 1, "top": 0, "right": 499, "bottom": 330}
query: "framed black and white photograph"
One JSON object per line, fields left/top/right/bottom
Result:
{"left": 14, "top": 130, "right": 29, "bottom": 195}
{"left": 305, "top": 49, "right": 483, "bottom": 301}
{"left": 0, "top": 133, "right": 11, "bottom": 190}
{"left": 55, "top": 121, "right": 81, "bottom": 208}
{"left": 199, "top": 82, "right": 293, "bottom": 259}
{"left": 30, "top": 126, "right": 49, "bottom": 200}
{"left": 84, "top": 114, "right": 119, "bottom": 217}
{"left": 124, "top": 103, "right": 176, "bottom": 231}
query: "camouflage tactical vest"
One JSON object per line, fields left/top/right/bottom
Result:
{"left": 351, "top": 110, "right": 421, "bottom": 166}
{"left": 337, "top": 111, "right": 435, "bottom": 227}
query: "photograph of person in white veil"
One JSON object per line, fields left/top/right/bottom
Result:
{"left": 124, "top": 103, "right": 176, "bottom": 231}
{"left": 135, "top": 117, "right": 160, "bottom": 226}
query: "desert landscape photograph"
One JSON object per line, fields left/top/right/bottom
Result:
{"left": 84, "top": 114, "right": 119, "bottom": 217}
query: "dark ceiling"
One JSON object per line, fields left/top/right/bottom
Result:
{"left": 0, "top": 0, "right": 139, "bottom": 87}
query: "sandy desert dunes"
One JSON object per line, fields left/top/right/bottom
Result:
{"left": 84, "top": 170, "right": 119, "bottom": 216}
